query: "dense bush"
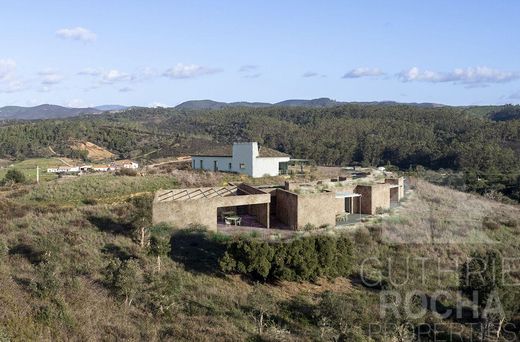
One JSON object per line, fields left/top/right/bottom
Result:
{"left": 3, "top": 169, "right": 26, "bottom": 184}
{"left": 115, "top": 168, "right": 138, "bottom": 176}
{"left": 219, "top": 234, "right": 353, "bottom": 282}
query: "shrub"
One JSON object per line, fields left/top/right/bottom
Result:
{"left": 460, "top": 249, "right": 503, "bottom": 307}
{"left": 303, "top": 223, "right": 317, "bottom": 231}
{"left": 116, "top": 168, "right": 138, "bottom": 176}
{"left": 4, "top": 169, "right": 26, "bottom": 184}
{"left": 82, "top": 197, "right": 98, "bottom": 205}
{"left": 104, "top": 258, "right": 142, "bottom": 305}
{"left": 482, "top": 216, "right": 500, "bottom": 230}
{"left": 0, "top": 239, "right": 8, "bottom": 258}
{"left": 148, "top": 224, "right": 172, "bottom": 272}
{"left": 501, "top": 217, "right": 518, "bottom": 228}
{"left": 219, "top": 234, "right": 353, "bottom": 282}
{"left": 29, "top": 260, "right": 61, "bottom": 299}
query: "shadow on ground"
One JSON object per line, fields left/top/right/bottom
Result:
{"left": 169, "top": 229, "right": 227, "bottom": 275}
{"left": 9, "top": 243, "right": 43, "bottom": 264}
{"left": 101, "top": 243, "right": 136, "bottom": 261}
{"left": 88, "top": 215, "right": 133, "bottom": 236}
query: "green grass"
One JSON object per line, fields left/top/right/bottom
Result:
{"left": 0, "top": 158, "right": 73, "bottom": 182}
{"left": 20, "top": 173, "right": 179, "bottom": 205}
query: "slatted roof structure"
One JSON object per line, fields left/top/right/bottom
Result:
{"left": 155, "top": 185, "right": 239, "bottom": 203}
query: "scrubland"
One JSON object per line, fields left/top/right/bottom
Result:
{"left": 0, "top": 173, "right": 518, "bottom": 341}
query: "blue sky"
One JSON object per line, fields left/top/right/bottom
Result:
{"left": 1, "top": 0, "right": 520, "bottom": 107}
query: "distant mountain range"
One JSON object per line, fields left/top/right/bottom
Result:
{"left": 174, "top": 98, "right": 445, "bottom": 110}
{"left": 0, "top": 104, "right": 128, "bottom": 120}
{"left": 2, "top": 99, "right": 509, "bottom": 121}
{"left": 94, "top": 105, "right": 128, "bottom": 111}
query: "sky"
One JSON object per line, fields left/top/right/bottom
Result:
{"left": 1, "top": 0, "right": 520, "bottom": 107}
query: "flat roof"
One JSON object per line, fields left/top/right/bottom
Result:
{"left": 335, "top": 191, "right": 362, "bottom": 198}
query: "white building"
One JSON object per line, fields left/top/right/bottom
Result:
{"left": 112, "top": 160, "right": 139, "bottom": 169}
{"left": 46, "top": 166, "right": 81, "bottom": 174}
{"left": 92, "top": 165, "right": 112, "bottom": 172}
{"left": 191, "top": 142, "right": 290, "bottom": 178}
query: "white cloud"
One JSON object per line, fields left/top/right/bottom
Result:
{"left": 243, "top": 73, "right": 262, "bottom": 79}
{"left": 38, "top": 69, "right": 64, "bottom": 85}
{"left": 163, "top": 63, "right": 221, "bottom": 79}
{"left": 78, "top": 68, "right": 102, "bottom": 76}
{"left": 342, "top": 67, "right": 385, "bottom": 79}
{"left": 238, "top": 65, "right": 261, "bottom": 78}
{"left": 303, "top": 71, "right": 318, "bottom": 78}
{"left": 302, "top": 71, "right": 326, "bottom": 78}
{"left": 80, "top": 67, "right": 156, "bottom": 85}
{"left": 238, "top": 65, "right": 258, "bottom": 73}
{"left": 119, "top": 86, "right": 133, "bottom": 93}
{"left": 398, "top": 66, "right": 520, "bottom": 85}
{"left": 101, "top": 69, "right": 133, "bottom": 84}
{"left": 56, "top": 27, "right": 96, "bottom": 42}
{"left": 0, "top": 58, "right": 24, "bottom": 93}
{"left": 0, "top": 59, "right": 16, "bottom": 80}
{"left": 138, "top": 66, "right": 157, "bottom": 79}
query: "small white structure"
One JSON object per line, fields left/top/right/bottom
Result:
{"left": 191, "top": 142, "right": 290, "bottom": 178}
{"left": 112, "top": 160, "right": 139, "bottom": 170}
{"left": 92, "top": 165, "right": 112, "bottom": 172}
{"left": 46, "top": 166, "right": 81, "bottom": 174}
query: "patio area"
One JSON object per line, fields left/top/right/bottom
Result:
{"left": 336, "top": 213, "right": 371, "bottom": 226}
{"left": 217, "top": 214, "right": 294, "bottom": 238}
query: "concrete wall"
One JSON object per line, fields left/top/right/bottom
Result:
{"left": 232, "top": 142, "right": 255, "bottom": 177}
{"left": 355, "top": 183, "right": 391, "bottom": 214}
{"left": 296, "top": 191, "right": 337, "bottom": 229}
{"left": 153, "top": 191, "right": 271, "bottom": 231}
{"left": 238, "top": 183, "right": 270, "bottom": 228}
{"left": 248, "top": 203, "right": 270, "bottom": 228}
{"left": 385, "top": 177, "right": 405, "bottom": 200}
{"left": 253, "top": 156, "right": 290, "bottom": 177}
{"left": 275, "top": 189, "right": 299, "bottom": 229}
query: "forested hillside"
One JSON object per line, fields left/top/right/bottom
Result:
{"left": 1, "top": 104, "right": 519, "bottom": 200}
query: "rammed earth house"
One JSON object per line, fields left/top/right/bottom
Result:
{"left": 190, "top": 142, "right": 290, "bottom": 178}
{"left": 153, "top": 176, "right": 405, "bottom": 231}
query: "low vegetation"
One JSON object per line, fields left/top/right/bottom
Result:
{"left": 0, "top": 170, "right": 518, "bottom": 340}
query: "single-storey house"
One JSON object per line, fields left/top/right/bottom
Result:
{"left": 46, "top": 166, "right": 81, "bottom": 174}
{"left": 191, "top": 142, "right": 290, "bottom": 178}
{"left": 153, "top": 177, "right": 405, "bottom": 231}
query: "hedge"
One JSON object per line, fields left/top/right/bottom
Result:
{"left": 219, "top": 234, "right": 353, "bottom": 282}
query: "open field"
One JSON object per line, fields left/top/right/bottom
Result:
{"left": 0, "top": 158, "right": 77, "bottom": 182}
{"left": 18, "top": 173, "right": 180, "bottom": 205}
